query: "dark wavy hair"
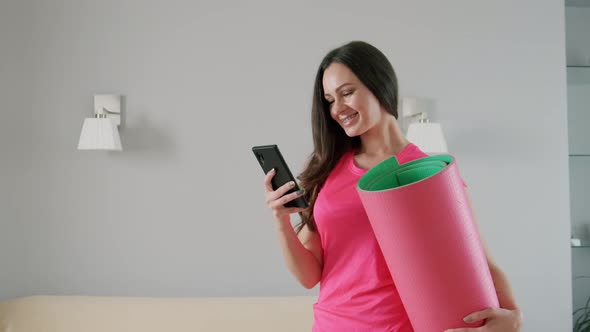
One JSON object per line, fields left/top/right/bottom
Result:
{"left": 296, "top": 41, "right": 400, "bottom": 232}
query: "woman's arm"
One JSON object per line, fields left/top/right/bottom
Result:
{"left": 465, "top": 191, "right": 520, "bottom": 312}
{"left": 263, "top": 169, "right": 323, "bottom": 289}
{"left": 446, "top": 191, "right": 523, "bottom": 332}
{"left": 275, "top": 221, "right": 323, "bottom": 289}
{"left": 487, "top": 249, "right": 520, "bottom": 311}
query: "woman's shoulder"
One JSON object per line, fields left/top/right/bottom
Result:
{"left": 397, "top": 143, "right": 428, "bottom": 164}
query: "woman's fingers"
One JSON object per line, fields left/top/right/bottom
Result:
{"left": 284, "top": 207, "right": 307, "bottom": 215}
{"left": 268, "top": 188, "right": 305, "bottom": 209}
{"left": 263, "top": 168, "right": 306, "bottom": 215}
{"left": 265, "top": 182, "right": 295, "bottom": 205}
{"left": 463, "top": 308, "right": 498, "bottom": 323}
{"left": 263, "top": 168, "right": 276, "bottom": 193}
{"left": 265, "top": 181, "right": 298, "bottom": 205}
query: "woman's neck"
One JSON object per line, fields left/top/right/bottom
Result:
{"left": 358, "top": 113, "right": 408, "bottom": 158}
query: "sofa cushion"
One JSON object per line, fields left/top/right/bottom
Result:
{"left": 0, "top": 296, "right": 315, "bottom": 332}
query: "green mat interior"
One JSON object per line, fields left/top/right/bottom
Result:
{"left": 357, "top": 154, "right": 452, "bottom": 192}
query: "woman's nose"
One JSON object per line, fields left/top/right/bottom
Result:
{"left": 331, "top": 98, "right": 346, "bottom": 116}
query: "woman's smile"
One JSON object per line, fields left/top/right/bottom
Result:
{"left": 340, "top": 112, "right": 359, "bottom": 127}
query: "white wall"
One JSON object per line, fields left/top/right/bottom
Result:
{"left": 566, "top": 5, "right": 590, "bottom": 316}
{"left": 0, "top": 0, "right": 31, "bottom": 299}
{"left": 4, "top": 0, "right": 571, "bottom": 330}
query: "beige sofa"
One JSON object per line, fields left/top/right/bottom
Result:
{"left": 0, "top": 295, "right": 316, "bottom": 332}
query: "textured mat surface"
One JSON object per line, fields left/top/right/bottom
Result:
{"left": 357, "top": 155, "right": 499, "bottom": 332}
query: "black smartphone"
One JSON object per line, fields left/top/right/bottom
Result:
{"left": 252, "top": 145, "right": 309, "bottom": 209}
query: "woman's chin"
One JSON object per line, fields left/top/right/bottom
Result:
{"left": 343, "top": 128, "right": 361, "bottom": 137}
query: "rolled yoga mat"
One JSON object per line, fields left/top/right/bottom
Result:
{"left": 357, "top": 154, "right": 499, "bottom": 332}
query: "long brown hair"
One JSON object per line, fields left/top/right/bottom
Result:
{"left": 296, "top": 41, "right": 400, "bottom": 233}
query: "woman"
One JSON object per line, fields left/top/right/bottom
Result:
{"left": 262, "top": 41, "right": 523, "bottom": 332}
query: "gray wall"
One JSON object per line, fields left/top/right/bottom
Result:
{"left": 566, "top": 6, "right": 590, "bottom": 315}
{"left": 0, "top": 0, "right": 30, "bottom": 300}
{"left": 3, "top": 1, "right": 571, "bottom": 331}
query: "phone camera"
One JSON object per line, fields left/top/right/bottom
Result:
{"left": 257, "top": 153, "right": 265, "bottom": 165}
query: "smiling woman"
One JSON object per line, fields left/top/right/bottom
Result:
{"left": 259, "top": 41, "right": 523, "bottom": 332}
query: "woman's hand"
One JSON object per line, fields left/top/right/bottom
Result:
{"left": 445, "top": 307, "right": 523, "bottom": 332}
{"left": 264, "top": 169, "right": 307, "bottom": 225}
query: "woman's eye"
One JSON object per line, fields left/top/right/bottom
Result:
{"left": 343, "top": 90, "right": 353, "bottom": 96}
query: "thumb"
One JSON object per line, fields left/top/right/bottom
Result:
{"left": 463, "top": 308, "right": 497, "bottom": 323}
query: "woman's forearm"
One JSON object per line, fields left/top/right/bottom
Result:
{"left": 275, "top": 222, "right": 322, "bottom": 289}
{"left": 490, "top": 263, "right": 520, "bottom": 311}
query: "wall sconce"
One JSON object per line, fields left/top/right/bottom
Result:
{"left": 401, "top": 97, "right": 448, "bottom": 154}
{"left": 78, "top": 94, "right": 123, "bottom": 151}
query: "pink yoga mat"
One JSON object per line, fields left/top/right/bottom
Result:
{"left": 357, "top": 155, "right": 499, "bottom": 332}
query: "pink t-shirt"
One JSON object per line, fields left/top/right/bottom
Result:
{"left": 312, "top": 143, "right": 427, "bottom": 332}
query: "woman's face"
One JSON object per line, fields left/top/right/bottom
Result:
{"left": 322, "top": 62, "right": 384, "bottom": 137}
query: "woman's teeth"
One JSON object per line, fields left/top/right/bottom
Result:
{"left": 342, "top": 113, "right": 358, "bottom": 125}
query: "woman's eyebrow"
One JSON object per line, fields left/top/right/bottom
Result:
{"left": 335, "top": 83, "right": 354, "bottom": 92}
{"left": 325, "top": 83, "right": 354, "bottom": 97}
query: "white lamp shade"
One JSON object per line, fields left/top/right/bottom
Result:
{"left": 77, "top": 117, "right": 122, "bottom": 151}
{"left": 406, "top": 122, "right": 448, "bottom": 154}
